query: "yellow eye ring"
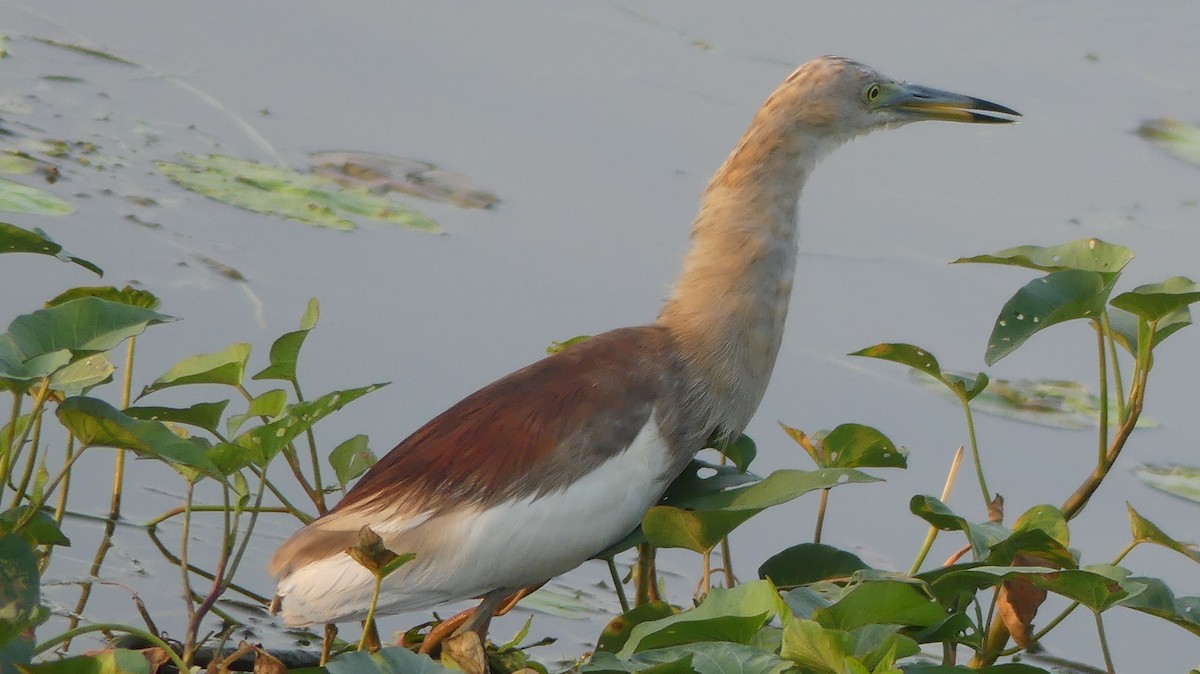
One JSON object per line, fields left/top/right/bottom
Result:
{"left": 865, "top": 83, "right": 881, "bottom": 102}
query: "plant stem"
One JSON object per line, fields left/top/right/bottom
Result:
{"left": 959, "top": 397, "right": 990, "bottom": 508}
{"left": 358, "top": 575, "right": 385, "bottom": 651}
{"left": 6, "top": 379, "right": 51, "bottom": 506}
{"left": 12, "top": 411, "right": 44, "bottom": 505}
{"left": 909, "top": 446, "right": 963, "bottom": 576}
{"left": 719, "top": 536, "right": 736, "bottom": 589}
{"left": 53, "top": 435, "right": 75, "bottom": 524}
{"left": 180, "top": 480, "right": 198, "bottom": 665}
{"left": 1094, "top": 611, "right": 1116, "bottom": 674}
{"left": 813, "top": 488, "right": 829, "bottom": 544}
{"left": 0, "top": 390, "right": 23, "bottom": 502}
{"left": 606, "top": 556, "right": 630, "bottom": 613}
{"left": 110, "top": 336, "right": 136, "bottom": 520}
{"left": 1093, "top": 319, "right": 1109, "bottom": 468}
{"left": 1101, "top": 311, "right": 1125, "bottom": 423}
{"left": 145, "top": 504, "right": 290, "bottom": 528}
{"left": 34, "top": 624, "right": 189, "bottom": 672}
{"left": 293, "top": 379, "right": 328, "bottom": 515}
{"left": 1111, "top": 540, "right": 1137, "bottom": 566}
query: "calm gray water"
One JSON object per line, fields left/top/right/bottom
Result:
{"left": 4, "top": 1, "right": 1199, "bottom": 669}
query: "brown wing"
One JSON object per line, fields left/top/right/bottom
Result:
{"left": 340, "top": 325, "right": 677, "bottom": 512}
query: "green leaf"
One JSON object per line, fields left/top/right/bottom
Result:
{"left": 2, "top": 297, "right": 172, "bottom": 361}
{"left": 780, "top": 618, "right": 852, "bottom": 674}
{"left": 140, "top": 342, "right": 251, "bottom": 398}
{"left": 850, "top": 343, "right": 987, "bottom": 402}
{"left": 155, "top": 154, "right": 441, "bottom": 231}
{"left": 908, "top": 496, "right": 1007, "bottom": 561}
{"left": 985, "top": 270, "right": 1119, "bottom": 365}
{"left": 1110, "top": 276, "right": 1200, "bottom": 322}
{"left": 0, "top": 348, "right": 70, "bottom": 389}
{"left": 329, "top": 434, "right": 377, "bottom": 489}
{"left": 596, "top": 602, "right": 677, "bottom": 653}
{"left": 325, "top": 645, "right": 460, "bottom": 674}
{"left": 589, "top": 643, "right": 788, "bottom": 674}
{"left": 927, "top": 564, "right": 1141, "bottom": 613}
{"left": 236, "top": 384, "right": 387, "bottom": 464}
{"left": 0, "top": 507, "right": 69, "bottom": 545}
{"left": 1134, "top": 464, "right": 1200, "bottom": 505}
{"left": 643, "top": 468, "right": 880, "bottom": 552}
{"left": 953, "top": 238, "right": 1133, "bottom": 273}
{"left": 124, "top": 400, "right": 230, "bottom": 436}
{"left": 1127, "top": 503, "right": 1200, "bottom": 564}
{"left": 619, "top": 581, "right": 780, "bottom": 656}
{"left": 0, "top": 534, "right": 41, "bottom": 662}
{"left": 57, "top": 396, "right": 218, "bottom": 477}
{"left": 19, "top": 649, "right": 153, "bottom": 674}
{"left": 253, "top": 298, "right": 319, "bottom": 383}
{"left": 758, "top": 543, "right": 871, "bottom": 589}
{"left": 0, "top": 177, "right": 73, "bottom": 215}
{"left": 47, "top": 353, "right": 114, "bottom": 394}
{"left": 206, "top": 442, "right": 255, "bottom": 476}
{"left": 46, "top": 285, "right": 159, "bottom": 310}
{"left": 0, "top": 222, "right": 101, "bottom": 275}
{"left": 225, "top": 388, "right": 288, "bottom": 436}
{"left": 1012, "top": 505, "right": 1069, "bottom": 547}
{"left": 1119, "top": 576, "right": 1200, "bottom": 637}
{"left": 814, "top": 581, "right": 946, "bottom": 631}
{"left": 818, "top": 424, "right": 905, "bottom": 469}
{"left": 714, "top": 433, "right": 756, "bottom": 473}
{"left": 1137, "top": 118, "right": 1200, "bottom": 168}
{"left": 1108, "top": 306, "right": 1191, "bottom": 354}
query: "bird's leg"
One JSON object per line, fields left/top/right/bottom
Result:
{"left": 415, "top": 584, "right": 543, "bottom": 655}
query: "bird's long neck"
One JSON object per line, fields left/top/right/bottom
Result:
{"left": 657, "top": 99, "right": 840, "bottom": 440}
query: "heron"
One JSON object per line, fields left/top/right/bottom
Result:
{"left": 270, "top": 55, "right": 1018, "bottom": 645}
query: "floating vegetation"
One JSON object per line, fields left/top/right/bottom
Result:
{"left": 311, "top": 151, "right": 498, "bottom": 209}
{"left": 1134, "top": 464, "right": 1200, "bottom": 505}
{"left": 1137, "top": 118, "right": 1200, "bottom": 169}
{"left": 154, "top": 153, "right": 441, "bottom": 232}
{"left": 912, "top": 371, "right": 1157, "bottom": 430}
{"left": 0, "top": 177, "right": 73, "bottom": 216}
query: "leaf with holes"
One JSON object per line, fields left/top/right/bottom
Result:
{"left": 985, "top": 270, "right": 1119, "bottom": 365}
{"left": 954, "top": 238, "right": 1133, "bottom": 274}
{"left": 329, "top": 434, "right": 377, "bottom": 489}
{"left": 236, "top": 384, "right": 388, "bottom": 464}
{"left": 225, "top": 388, "right": 288, "bottom": 436}
{"left": 0, "top": 222, "right": 100, "bottom": 275}
{"left": 57, "top": 396, "right": 218, "bottom": 477}
{"left": 1120, "top": 576, "right": 1200, "bottom": 637}
{"left": 851, "top": 343, "right": 987, "bottom": 402}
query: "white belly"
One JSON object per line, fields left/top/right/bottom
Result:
{"left": 276, "top": 420, "right": 672, "bottom": 625}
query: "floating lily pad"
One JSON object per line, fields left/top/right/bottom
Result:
{"left": 1134, "top": 464, "right": 1200, "bottom": 505}
{"left": 0, "top": 177, "right": 72, "bottom": 215}
{"left": 1136, "top": 118, "right": 1200, "bottom": 168}
{"left": 312, "top": 151, "right": 498, "bottom": 209}
{"left": 155, "top": 153, "right": 440, "bottom": 231}
{"left": 911, "top": 371, "right": 1156, "bottom": 430}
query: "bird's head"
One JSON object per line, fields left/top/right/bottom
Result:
{"left": 767, "top": 56, "right": 1019, "bottom": 145}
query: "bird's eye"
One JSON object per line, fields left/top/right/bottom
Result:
{"left": 864, "top": 83, "right": 882, "bottom": 102}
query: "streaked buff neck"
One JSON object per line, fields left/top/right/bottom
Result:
{"left": 657, "top": 83, "right": 850, "bottom": 439}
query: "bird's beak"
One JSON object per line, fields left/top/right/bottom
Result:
{"left": 882, "top": 83, "right": 1020, "bottom": 124}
